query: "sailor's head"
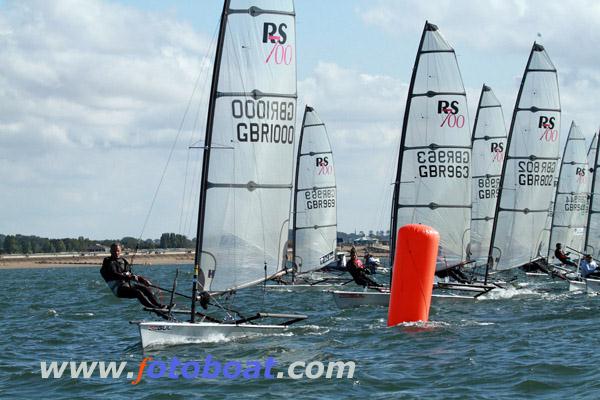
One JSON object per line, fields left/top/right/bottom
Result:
{"left": 556, "top": 243, "right": 562, "bottom": 249}
{"left": 350, "top": 247, "right": 357, "bottom": 258}
{"left": 110, "top": 242, "right": 122, "bottom": 257}
{"left": 586, "top": 254, "right": 593, "bottom": 261}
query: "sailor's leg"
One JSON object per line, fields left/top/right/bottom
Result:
{"left": 136, "top": 286, "right": 163, "bottom": 308}
{"left": 117, "top": 285, "right": 160, "bottom": 308}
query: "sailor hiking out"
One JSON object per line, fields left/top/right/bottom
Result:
{"left": 100, "top": 243, "right": 165, "bottom": 310}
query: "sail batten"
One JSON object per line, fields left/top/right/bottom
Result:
{"left": 390, "top": 21, "right": 471, "bottom": 271}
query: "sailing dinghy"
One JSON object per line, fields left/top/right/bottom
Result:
{"left": 136, "top": 0, "right": 307, "bottom": 347}
{"left": 544, "top": 121, "right": 590, "bottom": 280}
{"left": 469, "top": 85, "right": 507, "bottom": 265}
{"left": 486, "top": 42, "right": 561, "bottom": 280}
{"left": 332, "top": 22, "right": 492, "bottom": 308}
{"left": 581, "top": 130, "right": 600, "bottom": 293}
{"left": 267, "top": 105, "right": 348, "bottom": 289}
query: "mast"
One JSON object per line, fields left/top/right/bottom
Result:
{"left": 390, "top": 21, "right": 430, "bottom": 265}
{"left": 486, "top": 42, "right": 561, "bottom": 275}
{"left": 291, "top": 105, "right": 311, "bottom": 282}
{"left": 191, "top": 0, "right": 230, "bottom": 322}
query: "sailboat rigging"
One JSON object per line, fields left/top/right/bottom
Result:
{"left": 268, "top": 105, "right": 345, "bottom": 288}
{"left": 135, "top": 0, "right": 306, "bottom": 347}
{"left": 486, "top": 42, "right": 561, "bottom": 278}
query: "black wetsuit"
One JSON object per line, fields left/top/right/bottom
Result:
{"left": 100, "top": 256, "right": 163, "bottom": 309}
{"left": 346, "top": 258, "right": 382, "bottom": 287}
{"left": 554, "top": 249, "right": 577, "bottom": 268}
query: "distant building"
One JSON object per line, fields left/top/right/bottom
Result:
{"left": 353, "top": 236, "right": 379, "bottom": 246}
{"left": 87, "top": 244, "right": 108, "bottom": 252}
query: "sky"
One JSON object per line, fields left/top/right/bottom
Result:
{"left": 0, "top": 0, "right": 598, "bottom": 240}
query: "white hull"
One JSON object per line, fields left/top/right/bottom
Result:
{"left": 331, "top": 290, "right": 474, "bottom": 309}
{"left": 585, "top": 278, "right": 600, "bottom": 294}
{"left": 138, "top": 321, "right": 287, "bottom": 348}
{"left": 265, "top": 283, "right": 342, "bottom": 290}
{"left": 569, "top": 279, "right": 585, "bottom": 292}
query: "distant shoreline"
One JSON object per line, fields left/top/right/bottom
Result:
{"left": 0, "top": 244, "right": 390, "bottom": 270}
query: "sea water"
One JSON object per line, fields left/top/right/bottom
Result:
{"left": 1, "top": 264, "right": 600, "bottom": 399}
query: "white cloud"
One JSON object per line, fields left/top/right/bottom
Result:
{"left": 0, "top": 0, "right": 211, "bottom": 238}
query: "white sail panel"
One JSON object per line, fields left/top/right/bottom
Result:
{"left": 490, "top": 43, "right": 561, "bottom": 271}
{"left": 293, "top": 107, "right": 337, "bottom": 273}
{"left": 199, "top": 0, "right": 297, "bottom": 292}
{"left": 585, "top": 132, "right": 600, "bottom": 258}
{"left": 392, "top": 22, "right": 471, "bottom": 271}
{"left": 547, "top": 122, "right": 589, "bottom": 263}
{"left": 470, "top": 86, "right": 507, "bottom": 262}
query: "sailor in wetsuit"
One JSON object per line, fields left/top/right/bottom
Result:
{"left": 100, "top": 243, "right": 165, "bottom": 309}
{"left": 554, "top": 243, "right": 577, "bottom": 268}
{"left": 346, "top": 247, "right": 382, "bottom": 288}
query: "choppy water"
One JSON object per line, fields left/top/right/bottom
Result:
{"left": 2, "top": 264, "right": 600, "bottom": 399}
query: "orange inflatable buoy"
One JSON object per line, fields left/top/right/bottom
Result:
{"left": 387, "top": 224, "right": 439, "bottom": 326}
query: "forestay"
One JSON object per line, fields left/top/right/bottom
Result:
{"left": 292, "top": 106, "right": 337, "bottom": 273}
{"left": 547, "top": 122, "right": 589, "bottom": 263}
{"left": 195, "top": 0, "right": 297, "bottom": 294}
{"left": 470, "top": 85, "right": 507, "bottom": 262}
{"left": 390, "top": 22, "right": 471, "bottom": 271}
{"left": 585, "top": 131, "right": 600, "bottom": 258}
{"left": 488, "top": 43, "right": 561, "bottom": 271}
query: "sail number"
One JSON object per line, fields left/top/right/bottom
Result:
{"left": 304, "top": 189, "right": 335, "bottom": 209}
{"left": 564, "top": 194, "right": 588, "bottom": 212}
{"left": 416, "top": 150, "right": 469, "bottom": 178}
{"left": 477, "top": 176, "right": 500, "bottom": 199}
{"left": 517, "top": 160, "right": 556, "bottom": 186}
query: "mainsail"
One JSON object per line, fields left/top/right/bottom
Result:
{"left": 547, "top": 121, "right": 589, "bottom": 263}
{"left": 585, "top": 131, "right": 600, "bottom": 258}
{"left": 292, "top": 106, "right": 337, "bottom": 274}
{"left": 470, "top": 85, "right": 507, "bottom": 262}
{"left": 390, "top": 21, "right": 471, "bottom": 271}
{"left": 192, "top": 0, "right": 297, "bottom": 310}
{"left": 488, "top": 43, "right": 561, "bottom": 271}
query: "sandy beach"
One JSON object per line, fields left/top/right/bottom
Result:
{"left": 0, "top": 244, "right": 389, "bottom": 270}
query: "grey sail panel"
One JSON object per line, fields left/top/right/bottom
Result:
{"left": 547, "top": 122, "right": 590, "bottom": 262}
{"left": 197, "top": 0, "right": 297, "bottom": 293}
{"left": 489, "top": 43, "right": 561, "bottom": 271}
{"left": 585, "top": 131, "right": 600, "bottom": 258}
{"left": 470, "top": 85, "right": 507, "bottom": 262}
{"left": 391, "top": 22, "right": 472, "bottom": 271}
{"left": 293, "top": 106, "right": 337, "bottom": 273}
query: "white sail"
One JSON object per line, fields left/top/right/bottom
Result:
{"left": 547, "top": 122, "right": 590, "bottom": 263}
{"left": 585, "top": 131, "right": 600, "bottom": 258}
{"left": 488, "top": 43, "right": 561, "bottom": 271}
{"left": 292, "top": 106, "right": 337, "bottom": 273}
{"left": 196, "top": 0, "right": 297, "bottom": 293}
{"left": 390, "top": 22, "right": 471, "bottom": 271}
{"left": 470, "top": 85, "right": 507, "bottom": 262}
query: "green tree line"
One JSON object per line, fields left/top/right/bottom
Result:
{"left": 0, "top": 233, "right": 196, "bottom": 255}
